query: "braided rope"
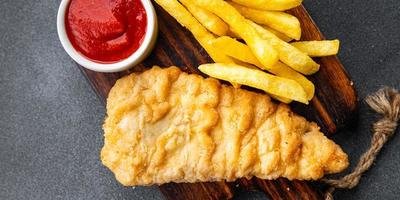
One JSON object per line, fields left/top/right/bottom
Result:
{"left": 322, "top": 87, "right": 400, "bottom": 200}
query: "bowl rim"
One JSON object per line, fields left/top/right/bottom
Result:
{"left": 57, "top": 0, "right": 157, "bottom": 73}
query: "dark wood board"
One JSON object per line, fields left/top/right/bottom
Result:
{"left": 78, "top": 3, "right": 357, "bottom": 200}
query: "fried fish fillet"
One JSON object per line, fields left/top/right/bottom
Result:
{"left": 101, "top": 66, "right": 348, "bottom": 186}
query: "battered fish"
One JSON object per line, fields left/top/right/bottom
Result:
{"left": 101, "top": 66, "right": 348, "bottom": 186}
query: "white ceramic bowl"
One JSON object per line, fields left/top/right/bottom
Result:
{"left": 57, "top": 0, "right": 158, "bottom": 73}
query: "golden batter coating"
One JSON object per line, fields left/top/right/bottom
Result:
{"left": 101, "top": 66, "right": 348, "bottom": 186}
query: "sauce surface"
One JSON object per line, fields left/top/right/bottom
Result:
{"left": 66, "top": 0, "right": 147, "bottom": 63}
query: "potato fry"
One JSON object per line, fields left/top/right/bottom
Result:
{"left": 249, "top": 21, "right": 320, "bottom": 75}
{"left": 212, "top": 37, "right": 260, "bottom": 65}
{"left": 228, "top": 57, "right": 259, "bottom": 69}
{"left": 228, "top": 25, "right": 293, "bottom": 42}
{"left": 271, "top": 62, "right": 314, "bottom": 100}
{"left": 291, "top": 40, "right": 340, "bottom": 57}
{"left": 212, "top": 36, "right": 314, "bottom": 100}
{"left": 193, "top": 0, "right": 279, "bottom": 68}
{"left": 269, "top": 94, "right": 293, "bottom": 104}
{"left": 230, "top": 2, "right": 301, "bottom": 40}
{"left": 227, "top": 63, "right": 291, "bottom": 102}
{"left": 227, "top": 29, "right": 241, "bottom": 39}
{"left": 179, "top": 0, "right": 229, "bottom": 36}
{"left": 154, "top": 0, "right": 233, "bottom": 63}
{"left": 262, "top": 25, "right": 293, "bottom": 42}
{"left": 231, "top": 0, "right": 302, "bottom": 11}
{"left": 213, "top": 40, "right": 292, "bottom": 104}
{"left": 199, "top": 63, "right": 308, "bottom": 104}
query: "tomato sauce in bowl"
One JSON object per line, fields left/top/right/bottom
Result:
{"left": 65, "top": 0, "right": 148, "bottom": 63}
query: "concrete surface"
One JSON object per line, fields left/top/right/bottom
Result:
{"left": 0, "top": 0, "right": 399, "bottom": 199}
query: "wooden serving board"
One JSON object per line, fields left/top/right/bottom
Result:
{"left": 79, "top": 3, "right": 357, "bottom": 200}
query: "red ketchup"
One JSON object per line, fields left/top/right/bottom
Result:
{"left": 65, "top": 0, "right": 147, "bottom": 63}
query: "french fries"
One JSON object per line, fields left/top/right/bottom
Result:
{"left": 291, "top": 40, "right": 340, "bottom": 57}
{"left": 154, "top": 0, "right": 233, "bottom": 63}
{"left": 199, "top": 63, "right": 308, "bottom": 104}
{"left": 271, "top": 62, "right": 314, "bottom": 100}
{"left": 229, "top": 25, "right": 294, "bottom": 42}
{"left": 231, "top": 0, "right": 302, "bottom": 11}
{"left": 269, "top": 95, "right": 293, "bottom": 104}
{"left": 156, "top": 0, "right": 342, "bottom": 104}
{"left": 230, "top": 2, "right": 301, "bottom": 40}
{"left": 212, "top": 36, "right": 260, "bottom": 65}
{"left": 192, "top": 0, "right": 279, "bottom": 68}
{"left": 179, "top": 0, "right": 229, "bottom": 36}
{"left": 212, "top": 36, "right": 314, "bottom": 100}
{"left": 262, "top": 25, "right": 293, "bottom": 42}
{"left": 249, "top": 21, "right": 320, "bottom": 75}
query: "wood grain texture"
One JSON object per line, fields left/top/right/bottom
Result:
{"left": 78, "top": 3, "right": 357, "bottom": 200}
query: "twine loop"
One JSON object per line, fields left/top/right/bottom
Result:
{"left": 322, "top": 87, "right": 400, "bottom": 200}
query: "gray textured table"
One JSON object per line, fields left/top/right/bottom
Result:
{"left": 1, "top": 0, "right": 399, "bottom": 199}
